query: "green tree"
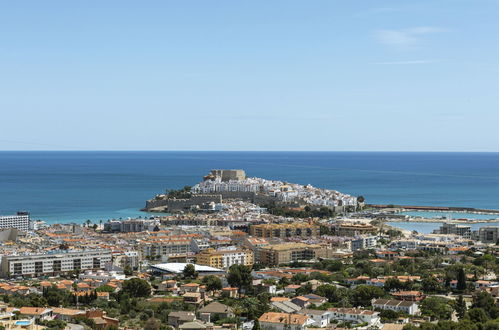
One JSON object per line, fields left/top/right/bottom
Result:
{"left": 456, "top": 295, "right": 467, "bottom": 319}
{"left": 124, "top": 265, "right": 133, "bottom": 276}
{"left": 227, "top": 264, "right": 253, "bottom": 293}
{"left": 144, "top": 318, "right": 161, "bottom": 330}
{"left": 121, "top": 278, "right": 151, "bottom": 298}
{"left": 351, "top": 285, "right": 385, "bottom": 307}
{"left": 202, "top": 275, "right": 223, "bottom": 291}
{"left": 420, "top": 297, "right": 453, "bottom": 320}
{"left": 457, "top": 268, "right": 467, "bottom": 291}
{"left": 183, "top": 264, "right": 198, "bottom": 279}
{"left": 466, "top": 308, "right": 489, "bottom": 324}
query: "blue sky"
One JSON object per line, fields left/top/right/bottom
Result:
{"left": 1, "top": 0, "right": 498, "bottom": 151}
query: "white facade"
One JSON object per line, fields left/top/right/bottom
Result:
{"left": 1, "top": 249, "right": 112, "bottom": 278}
{"left": 372, "top": 299, "right": 419, "bottom": 315}
{"left": 0, "top": 213, "right": 30, "bottom": 232}
{"left": 328, "top": 308, "right": 380, "bottom": 327}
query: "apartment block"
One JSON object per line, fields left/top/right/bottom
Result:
{"left": 258, "top": 243, "right": 332, "bottom": 265}
{"left": 0, "top": 212, "right": 30, "bottom": 232}
{"left": 196, "top": 248, "right": 253, "bottom": 269}
{"left": 249, "top": 223, "right": 319, "bottom": 239}
{"left": 0, "top": 249, "right": 112, "bottom": 278}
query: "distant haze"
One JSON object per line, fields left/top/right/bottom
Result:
{"left": 1, "top": 1, "right": 498, "bottom": 151}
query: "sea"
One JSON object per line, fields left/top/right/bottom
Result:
{"left": 1, "top": 151, "right": 499, "bottom": 225}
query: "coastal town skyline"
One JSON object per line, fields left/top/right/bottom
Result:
{"left": 1, "top": 1, "right": 499, "bottom": 151}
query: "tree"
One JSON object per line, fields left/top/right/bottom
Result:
{"left": 202, "top": 275, "right": 223, "bottom": 291}
{"left": 227, "top": 264, "right": 253, "bottom": 293}
{"left": 420, "top": 297, "right": 453, "bottom": 320}
{"left": 457, "top": 268, "right": 467, "bottom": 291}
{"left": 473, "top": 291, "right": 499, "bottom": 319}
{"left": 351, "top": 285, "right": 385, "bottom": 307}
{"left": 183, "top": 264, "right": 198, "bottom": 279}
{"left": 379, "top": 309, "right": 400, "bottom": 322}
{"left": 124, "top": 265, "right": 133, "bottom": 276}
{"left": 466, "top": 308, "right": 489, "bottom": 324}
{"left": 357, "top": 196, "right": 365, "bottom": 203}
{"left": 144, "top": 318, "right": 161, "bottom": 330}
{"left": 121, "top": 278, "right": 151, "bottom": 298}
{"left": 456, "top": 295, "right": 467, "bottom": 319}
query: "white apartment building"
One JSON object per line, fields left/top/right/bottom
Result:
{"left": 0, "top": 212, "right": 30, "bottom": 232}
{"left": 327, "top": 308, "right": 380, "bottom": 327}
{"left": 350, "top": 235, "right": 378, "bottom": 251}
{"left": 0, "top": 249, "right": 112, "bottom": 278}
{"left": 372, "top": 299, "right": 419, "bottom": 315}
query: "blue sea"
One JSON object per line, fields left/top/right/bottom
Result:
{"left": 1, "top": 151, "right": 499, "bottom": 224}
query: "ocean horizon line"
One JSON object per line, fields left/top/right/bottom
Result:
{"left": 1, "top": 150, "right": 499, "bottom": 153}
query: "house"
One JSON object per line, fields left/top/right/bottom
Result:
{"left": 168, "top": 311, "right": 196, "bottom": 328}
{"left": 258, "top": 312, "right": 313, "bottom": 330}
{"left": 372, "top": 299, "right": 419, "bottom": 315}
{"left": 284, "top": 284, "right": 301, "bottom": 294}
{"left": 475, "top": 280, "right": 494, "bottom": 289}
{"left": 179, "top": 320, "right": 208, "bottom": 330}
{"left": 271, "top": 300, "right": 302, "bottom": 313}
{"left": 159, "top": 280, "right": 179, "bottom": 293}
{"left": 328, "top": 308, "right": 381, "bottom": 327}
{"left": 52, "top": 307, "right": 86, "bottom": 321}
{"left": 291, "top": 296, "right": 310, "bottom": 308}
{"left": 19, "top": 307, "right": 53, "bottom": 321}
{"left": 391, "top": 291, "right": 424, "bottom": 301}
{"left": 199, "top": 301, "right": 234, "bottom": 321}
{"left": 181, "top": 283, "right": 201, "bottom": 293}
{"left": 222, "top": 287, "right": 238, "bottom": 298}
{"left": 297, "top": 309, "right": 330, "bottom": 327}
{"left": 85, "top": 309, "right": 119, "bottom": 329}
{"left": 256, "top": 283, "right": 277, "bottom": 295}
{"left": 300, "top": 294, "right": 327, "bottom": 306}
{"left": 183, "top": 292, "right": 203, "bottom": 306}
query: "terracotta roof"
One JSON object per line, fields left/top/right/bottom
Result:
{"left": 259, "top": 312, "right": 309, "bottom": 325}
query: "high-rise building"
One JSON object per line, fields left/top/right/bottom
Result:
{"left": 0, "top": 212, "right": 30, "bottom": 232}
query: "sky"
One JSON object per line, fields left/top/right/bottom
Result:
{"left": 1, "top": 0, "right": 498, "bottom": 151}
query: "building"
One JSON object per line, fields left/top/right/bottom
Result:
{"left": 433, "top": 223, "right": 471, "bottom": 239}
{"left": 0, "top": 249, "right": 112, "bottom": 278}
{"left": 258, "top": 243, "right": 332, "bottom": 265}
{"left": 332, "top": 223, "right": 377, "bottom": 237}
{"left": 250, "top": 223, "right": 320, "bottom": 239}
{"left": 168, "top": 311, "right": 196, "bottom": 328}
{"left": 150, "top": 263, "right": 225, "bottom": 276}
{"left": 104, "top": 218, "right": 159, "bottom": 232}
{"left": 198, "top": 302, "right": 234, "bottom": 321}
{"left": 258, "top": 312, "right": 313, "bottom": 330}
{"left": 372, "top": 299, "right": 419, "bottom": 315}
{"left": 350, "top": 235, "right": 378, "bottom": 251}
{"left": 0, "top": 212, "right": 30, "bottom": 232}
{"left": 479, "top": 227, "right": 499, "bottom": 244}
{"left": 327, "top": 308, "right": 380, "bottom": 327}
{"left": 297, "top": 309, "right": 331, "bottom": 328}
{"left": 196, "top": 248, "right": 253, "bottom": 269}
{"left": 140, "top": 237, "right": 193, "bottom": 258}
{"left": 208, "top": 169, "right": 246, "bottom": 182}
